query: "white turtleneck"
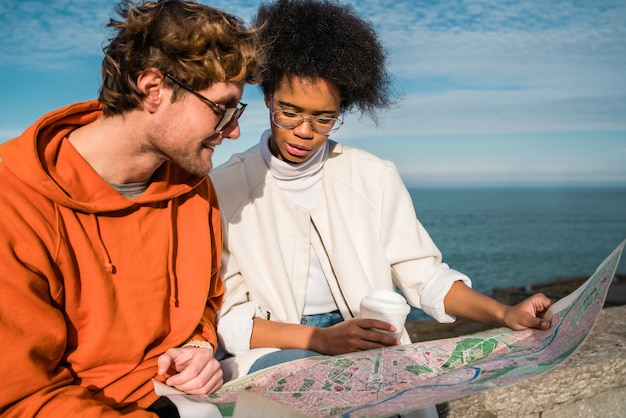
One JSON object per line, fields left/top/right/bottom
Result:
{"left": 260, "top": 130, "right": 338, "bottom": 315}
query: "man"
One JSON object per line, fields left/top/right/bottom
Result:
{"left": 0, "top": 0, "right": 261, "bottom": 416}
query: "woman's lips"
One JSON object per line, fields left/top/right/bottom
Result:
{"left": 285, "top": 142, "right": 310, "bottom": 157}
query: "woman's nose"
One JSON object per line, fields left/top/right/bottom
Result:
{"left": 293, "top": 118, "right": 315, "bottom": 139}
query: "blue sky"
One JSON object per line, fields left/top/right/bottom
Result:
{"left": 1, "top": 0, "right": 625, "bottom": 187}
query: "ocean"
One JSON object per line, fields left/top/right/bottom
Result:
{"left": 405, "top": 186, "right": 626, "bottom": 319}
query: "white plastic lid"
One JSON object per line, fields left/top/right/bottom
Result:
{"left": 361, "top": 289, "right": 410, "bottom": 314}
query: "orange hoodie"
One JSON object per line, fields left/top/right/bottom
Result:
{"left": 0, "top": 100, "right": 224, "bottom": 417}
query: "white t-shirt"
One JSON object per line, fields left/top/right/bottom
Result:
{"left": 260, "top": 135, "right": 338, "bottom": 315}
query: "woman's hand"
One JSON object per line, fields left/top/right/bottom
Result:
{"left": 502, "top": 293, "right": 553, "bottom": 331}
{"left": 311, "top": 318, "right": 400, "bottom": 355}
{"left": 250, "top": 317, "right": 400, "bottom": 356}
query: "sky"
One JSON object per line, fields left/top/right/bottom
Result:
{"left": 1, "top": 0, "right": 625, "bottom": 187}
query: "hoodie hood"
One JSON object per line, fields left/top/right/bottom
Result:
{"left": 0, "top": 100, "right": 204, "bottom": 214}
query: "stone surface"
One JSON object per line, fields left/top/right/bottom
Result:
{"left": 436, "top": 305, "right": 626, "bottom": 417}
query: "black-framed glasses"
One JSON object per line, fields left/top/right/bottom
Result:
{"left": 270, "top": 108, "right": 343, "bottom": 135}
{"left": 163, "top": 72, "right": 247, "bottom": 133}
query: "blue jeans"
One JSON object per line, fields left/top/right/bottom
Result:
{"left": 248, "top": 311, "right": 344, "bottom": 373}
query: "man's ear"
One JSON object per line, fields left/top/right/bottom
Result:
{"left": 264, "top": 94, "right": 271, "bottom": 109}
{"left": 137, "top": 69, "right": 165, "bottom": 113}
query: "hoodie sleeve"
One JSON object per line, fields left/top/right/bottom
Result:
{"left": 187, "top": 270, "right": 224, "bottom": 351}
{"left": 186, "top": 180, "right": 225, "bottom": 350}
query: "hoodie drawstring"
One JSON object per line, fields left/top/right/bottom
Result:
{"left": 87, "top": 201, "right": 179, "bottom": 306}
{"left": 168, "top": 199, "right": 180, "bottom": 307}
{"left": 89, "top": 213, "right": 115, "bottom": 274}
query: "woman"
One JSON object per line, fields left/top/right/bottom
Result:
{"left": 210, "top": 0, "right": 552, "bottom": 380}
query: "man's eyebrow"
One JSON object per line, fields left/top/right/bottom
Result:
{"left": 225, "top": 96, "right": 243, "bottom": 106}
{"left": 212, "top": 94, "right": 242, "bottom": 107}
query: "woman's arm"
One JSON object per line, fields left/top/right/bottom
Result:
{"left": 443, "top": 281, "right": 552, "bottom": 330}
{"left": 250, "top": 317, "right": 400, "bottom": 355}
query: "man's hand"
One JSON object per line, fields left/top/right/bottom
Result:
{"left": 311, "top": 318, "right": 400, "bottom": 355}
{"left": 157, "top": 346, "right": 223, "bottom": 395}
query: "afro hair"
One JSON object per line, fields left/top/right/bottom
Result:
{"left": 254, "top": 0, "right": 394, "bottom": 120}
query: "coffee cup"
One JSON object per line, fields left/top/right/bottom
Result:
{"left": 359, "top": 289, "right": 410, "bottom": 340}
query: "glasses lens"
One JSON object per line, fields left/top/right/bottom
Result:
{"left": 313, "top": 116, "right": 342, "bottom": 135}
{"left": 272, "top": 110, "right": 341, "bottom": 135}
{"left": 214, "top": 103, "right": 246, "bottom": 132}
{"left": 272, "top": 110, "right": 299, "bottom": 129}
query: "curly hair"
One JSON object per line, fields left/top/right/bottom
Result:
{"left": 253, "top": 0, "right": 393, "bottom": 119}
{"left": 99, "top": 0, "right": 263, "bottom": 116}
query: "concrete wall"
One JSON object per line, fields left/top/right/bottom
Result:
{"left": 437, "top": 305, "right": 626, "bottom": 417}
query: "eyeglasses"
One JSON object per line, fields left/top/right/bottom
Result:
{"left": 163, "top": 72, "right": 247, "bottom": 133}
{"left": 270, "top": 108, "right": 343, "bottom": 135}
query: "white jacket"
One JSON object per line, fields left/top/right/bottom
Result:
{"left": 210, "top": 137, "right": 470, "bottom": 378}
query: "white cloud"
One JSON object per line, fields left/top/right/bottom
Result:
{"left": 0, "top": 0, "right": 115, "bottom": 68}
{"left": 358, "top": 0, "right": 626, "bottom": 95}
{"left": 307, "top": 0, "right": 626, "bottom": 149}
{"left": 1, "top": 0, "right": 625, "bottom": 186}
{"left": 336, "top": 89, "right": 626, "bottom": 140}
{"left": 0, "top": 0, "right": 260, "bottom": 69}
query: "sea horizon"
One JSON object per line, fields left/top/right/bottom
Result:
{"left": 405, "top": 184, "right": 626, "bottom": 319}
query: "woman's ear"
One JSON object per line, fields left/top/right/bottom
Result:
{"left": 264, "top": 94, "right": 271, "bottom": 109}
{"left": 137, "top": 69, "right": 165, "bottom": 112}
